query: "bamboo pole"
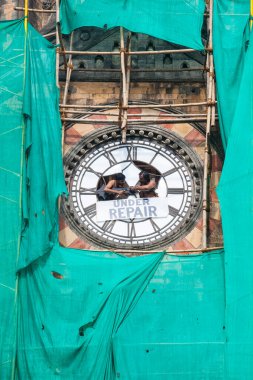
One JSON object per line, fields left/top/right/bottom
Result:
{"left": 59, "top": 101, "right": 215, "bottom": 109}
{"left": 15, "top": 7, "right": 209, "bottom": 18}
{"left": 60, "top": 48, "right": 203, "bottom": 56}
{"left": 43, "top": 32, "right": 56, "bottom": 38}
{"left": 60, "top": 67, "right": 205, "bottom": 73}
{"left": 61, "top": 117, "right": 211, "bottom": 124}
{"left": 202, "top": 0, "right": 214, "bottom": 249}
{"left": 55, "top": 0, "right": 60, "bottom": 88}
{"left": 61, "top": 110, "right": 209, "bottom": 117}
{"left": 62, "top": 50, "right": 120, "bottom": 56}
{"left": 118, "top": 90, "right": 123, "bottom": 127}
{"left": 211, "top": 77, "right": 216, "bottom": 129}
{"left": 112, "top": 246, "right": 224, "bottom": 255}
{"left": 57, "top": 24, "right": 68, "bottom": 70}
{"left": 61, "top": 32, "right": 74, "bottom": 153}
{"left": 62, "top": 33, "right": 74, "bottom": 107}
{"left": 15, "top": 6, "right": 56, "bottom": 13}
{"left": 120, "top": 29, "right": 132, "bottom": 143}
{"left": 60, "top": 104, "right": 121, "bottom": 109}
{"left": 118, "top": 32, "right": 123, "bottom": 133}
{"left": 12, "top": 3, "right": 29, "bottom": 379}
{"left": 127, "top": 49, "right": 208, "bottom": 55}
{"left": 124, "top": 34, "right": 132, "bottom": 129}
{"left": 120, "top": 27, "right": 127, "bottom": 143}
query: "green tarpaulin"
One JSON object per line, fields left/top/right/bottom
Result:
{"left": 17, "top": 247, "right": 224, "bottom": 379}
{"left": 0, "top": 19, "right": 67, "bottom": 272}
{"left": 213, "top": 0, "right": 249, "bottom": 149}
{"left": 0, "top": 18, "right": 25, "bottom": 379}
{"left": 60, "top": 0, "right": 205, "bottom": 50}
{"left": 0, "top": 18, "right": 66, "bottom": 379}
{"left": 1, "top": 1, "right": 253, "bottom": 377}
{"left": 20, "top": 23, "right": 66, "bottom": 270}
{"left": 217, "top": 26, "right": 253, "bottom": 380}
{"left": 213, "top": 3, "right": 253, "bottom": 376}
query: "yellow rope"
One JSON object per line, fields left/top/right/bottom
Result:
{"left": 251, "top": 0, "right": 253, "bottom": 29}
{"left": 24, "top": 0, "right": 28, "bottom": 32}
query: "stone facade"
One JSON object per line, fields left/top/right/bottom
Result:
{"left": 63, "top": 82, "right": 207, "bottom": 114}
{"left": 1, "top": 1, "right": 224, "bottom": 253}
{"left": 60, "top": 103, "right": 223, "bottom": 253}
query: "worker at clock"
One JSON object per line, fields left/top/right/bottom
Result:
{"left": 131, "top": 171, "right": 158, "bottom": 198}
{"left": 104, "top": 173, "right": 128, "bottom": 199}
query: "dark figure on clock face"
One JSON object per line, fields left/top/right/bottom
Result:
{"left": 104, "top": 173, "right": 128, "bottom": 200}
{"left": 131, "top": 171, "right": 158, "bottom": 198}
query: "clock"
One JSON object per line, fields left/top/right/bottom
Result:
{"left": 62, "top": 125, "right": 203, "bottom": 250}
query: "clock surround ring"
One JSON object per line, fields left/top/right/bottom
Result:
{"left": 62, "top": 125, "right": 203, "bottom": 250}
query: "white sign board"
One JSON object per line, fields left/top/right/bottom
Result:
{"left": 96, "top": 198, "right": 168, "bottom": 222}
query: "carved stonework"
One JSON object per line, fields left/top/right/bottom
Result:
{"left": 59, "top": 106, "right": 223, "bottom": 253}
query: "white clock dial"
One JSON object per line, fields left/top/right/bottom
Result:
{"left": 63, "top": 126, "right": 202, "bottom": 250}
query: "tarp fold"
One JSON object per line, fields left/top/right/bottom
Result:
{"left": 60, "top": 0, "right": 205, "bottom": 50}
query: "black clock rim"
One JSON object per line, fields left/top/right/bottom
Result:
{"left": 62, "top": 124, "right": 203, "bottom": 251}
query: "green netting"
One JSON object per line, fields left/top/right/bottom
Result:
{"left": 16, "top": 247, "right": 225, "bottom": 379}
{"left": 0, "top": 18, "right": 25, "bottom": 379}
{"left": 213, "top": 0, "right": 249, "bottom": 149}
{"left": 60, "top": 0, "right": 205, "bottom": 50}
{"left": 214, "top": 2, "right": 253, "bottom": 378}
{"left": 19, "top": 23, "right": 66, "bottom": 270}
{"left": 1, "top": 8, "right": 253, "bottom": 379}
{"left": 0, "top": 18, "right": 66, "bottom": 378}
{"left": 217, "top": 27, "right": 253, "bottom": 380}
{"left": 114, "top": 251, "right": 225, "bottom": 379}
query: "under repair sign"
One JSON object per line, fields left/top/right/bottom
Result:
{"left": 96, "top": 198, "right": 168, "bottom": 222}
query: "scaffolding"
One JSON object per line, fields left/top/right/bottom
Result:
{"left": 16, "top": 0, "right": 221, "bottom": 254}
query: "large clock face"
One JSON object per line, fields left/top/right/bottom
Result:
{"left": 63, "top": 125, "right": 203, "bottom": 250}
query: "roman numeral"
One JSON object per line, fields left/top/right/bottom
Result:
{"left": 126, "top": 147, "right": 131, "bottom": 161}
{"left": 126, "top": 146, "right": 137, "bottom": 161}
{"left": 76, "top": 187, "right": 97, "bottom": 195}
{"left": 150, "top": 219, "right": 160, "bottom": 232}
{"left": 86, "top": 168, "right": 102, "bottom": 177}
{"left": 102, "top": 220, "right": 116, "bottom": 233}
{"left": 149, "top": 152, "right": 158, "bottom": 165}
{"left": 83, "top": 203, "right": 96, "bottom": 218}
{"left": 149, "top": 148, "right": 162, "bottom": 165}
{"left": 103, "top": 151, "right": 117, "bottom": 165}
{"left": 131, "top": 147, "right": 137, "bottom": 160}
{"left": 167, "top": 188, "right": 186, "bottom": 195}
{"left": 128, "top": 222, "right": 136, "bottom": 240}
{"left": 168, "top": 206, "right": 180, "bottom": 218}
{"left": 162, "top": 167, "right": 178, "bottom": 177}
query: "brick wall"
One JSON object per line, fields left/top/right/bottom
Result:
{"left": 59, "top": 81, "right": 223, "bottom": 252}
{"left": 0, "top": 3, "right": 223, "bottom": 252}
{"left": 62, "top": 81, "right": 206, "bottom": 115}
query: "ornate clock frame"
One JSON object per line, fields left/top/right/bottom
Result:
{"left": 62, "top": 124, "right": 204, "bottom": 250}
